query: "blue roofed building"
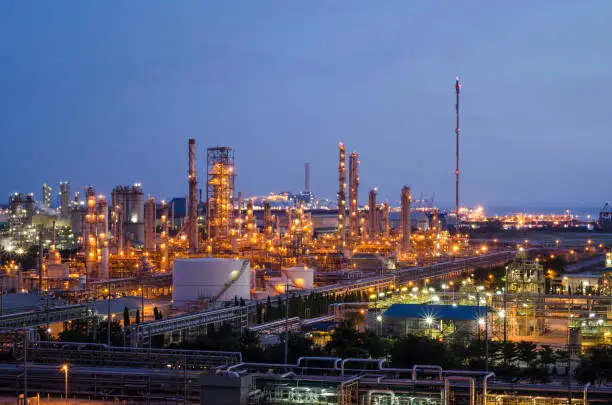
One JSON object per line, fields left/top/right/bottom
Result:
{"left": 383, "top": 303, "right": 489, "bottom": 341}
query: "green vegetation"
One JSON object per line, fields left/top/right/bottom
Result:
{"left": 575, "top": 346, "right": 612, "bottom": 385}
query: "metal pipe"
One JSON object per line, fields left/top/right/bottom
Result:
{"left": 366, "top": 390, "right": 394, "bottom": 405}
{"left": 339, "top": 358, "right": 385, "bottom": 375}
{"left": 296, "top": 357, "right": 341, "bottom": 368}
{"left": 412, "top": 365, "right": 443, "bottom": 381}
{"left": 483, "top": 372, "right": 495, "bottom": 397}
{"left": 281, "top": 372, "right": 296, "bottom": 379}
{"left": 339, "top": 375, "right": 361, "bottom": 390}
{"left": 444, "top": 376, "right": 474, "bottom": 405}
{"left": 226, "top": 362, "right": 299, "bottom": 373}
{"left": 584, "top": 382, "right": 591, "bottom": 405}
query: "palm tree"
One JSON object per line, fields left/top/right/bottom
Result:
{"left": 538, "top": 345, "right": 556, "bottom": 369}
{"left": 517, "top": 341, "right": 538, "bottom": 367}
{"left": 502, "top": 342, "right": 518, "bottom": 366}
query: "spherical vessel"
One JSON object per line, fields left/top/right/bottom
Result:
{"left": 172, "top": 258, "right": 250, "bottom": 304}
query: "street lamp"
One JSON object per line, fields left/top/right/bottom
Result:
{"left": 61, "top": 364, "right": 69, "bottom": 405}
{"left": 424, "top": 316, "right": 434, "bottom": 339}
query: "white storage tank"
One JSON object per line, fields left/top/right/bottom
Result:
{"left": 282, "top": 266, "right": 314, "bottom": 290}
{"left": 172, "top": 258, "right": 251, "bottom": 304}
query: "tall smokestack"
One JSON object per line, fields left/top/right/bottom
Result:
{"left": 401, "top": 186, "right": 412, "bottom": 252}
{"left": 188, "top": 138, "right": 199, "bottom": 254}
{"left": 455, "top": 77, "right": 461, "bottom": 222}
{"left": 337, "top": 143, "right": 346, "bottom": 247}
{"left": 304, "top": 163, "right": 311, "bottom": 193}
{"left": 348, "top": 152, "right": 359, "bottom": 240}
{"left": 368, "top": 188, "right": 378, "bottom": 239}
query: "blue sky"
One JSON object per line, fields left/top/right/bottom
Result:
{"left": 1, "top": 1, "right": 611, "bottom": 208}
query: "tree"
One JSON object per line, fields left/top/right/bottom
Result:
{"left": 123, "top": 307, "right": 131, "bottom": 326}
{"left": 325, "top": 320, "right": 364, "bottom": 358}
{"left": 256, "top": 303, "right": 263, "bottom": 324}
{"left": 516, "top": 341, "right": 537, "bottom": 366}
{"left": 59, "top": 319, "right": 91, "bottom": 343}
{"left": 523, "top": 365, "right": 550, "bottom": 383}
{"left": 153, "top": 307, "right": 163, "bottom": 320}
{"left": 135, "top": 310, "right": 141, "bottom": 324}
{"left": 555, "top": 349, "right": 569, "bottom": 367}
{"left": 575, "top": 346, "right": 612, "bottom": 386}
{"left": 538, "top": 345, "right": 556, "bottom": 368}
{"left": 361, "top": 331, "right": 390, "bottom": 359}
{"left": 390, "top": 335, "right": 453, "bottom": 369}
{"left": 265, "top": 296, "right": 272, "bottom": 322}
{"left": 502, "top": 342, "right": 518, "bottom": 366}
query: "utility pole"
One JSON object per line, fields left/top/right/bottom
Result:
{"left": 184, "top": 353, "right": 188, "bottom": 405}
{"left": 141, "top": 283, "right": 145, "bottom": 322}
{"left": 284, "top": 277, "right": 290, "bottom": 369}
{"left": 485, "top": 310, "right": 489, "bottom": 372}
{"left": 568, "top": 297, "right": 573, "bottom": 405}
{"left": 24, "top": 334, "right": 28, "bottom": 405}
{"left": 107, "top": 290, "right": 111, "bottom": 346}
{"left": 504, "top": 266, "right": 508, "bottom": 344}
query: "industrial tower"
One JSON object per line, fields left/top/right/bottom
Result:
{"left": 368, "top": 188, "right": 378, "bottom": 239}
{"left": 348, "top": 152, "right": 360, "bottom": 240}
{"left": 206, "top": 146, "right": 235, "bottom": 247}
{"left": 400, "top": 186, "right": 412, "bottom": 252}
{"left": 188, "top": 139, "right": 199, "bottom": 253}
{"left": 337, "top": 143, "right": 346, "bottom": 247}
{"left": 455, "top": 77, "right": 462, "bottom": 221}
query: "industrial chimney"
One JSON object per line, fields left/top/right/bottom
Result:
{"left": 188, "top": 138, "right": 199, "bottom": 254}
{"left": 401, "top": 186, "right": 412, "bottom": 252}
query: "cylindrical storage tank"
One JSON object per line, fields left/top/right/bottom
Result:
{"left": 282, "top": 266, "right": 314, "bottom": 290}
{"left": 172, "top": 258, "right": 250, "bottom": 304}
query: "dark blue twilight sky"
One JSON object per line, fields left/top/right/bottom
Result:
{"left": 1, "top": 1, "right": 611, "bottom": 208}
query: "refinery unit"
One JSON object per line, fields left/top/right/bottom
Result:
{"left": 0, "top": 138, "right": 476, "bottom": 309}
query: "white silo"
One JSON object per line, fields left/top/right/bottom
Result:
{"left": 172, "top": 258, "right": 250, "bottom": 304}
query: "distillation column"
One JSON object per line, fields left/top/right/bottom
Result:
{"left": 337, "top": 143, "right": 347, "bottom": 247}
{"left": 97, "top": 195, "right": 109, "bottom": 280}
{"left": 59, "top": 181, "right": 71, "bottom": 219}
{"left": 111, "top": 204, "right": 123, "bottom": 255}
{"left": 360, "top": 211, "right": 368, "bottom": 242}
{"left": 381, "top": 203, "right": 390, "bottom": 240}
{"left": 206, "top": 146, "right": 235, "bottom": 250}
{"left": 144, "top": 197, "right": 156, "bottom": 252}
{"left": 160, "top": 200, "right": 169, "bottom": 271}
{"left": 188, "top": 138, "right": 199, "bottom": 253}
{"left": 245, "top": 200, "right": 256, "bottom": 241}
{"left": 367, "top": 188, "right": 378, "bottom": 240}
{"left": 84, "top": 187, "right": 97, "bottom": 277}
{"left": 348, "top": 152, "right": 359, "bottom": 241}
{"left": 400, "top": 186, "right": 412, "bottom": 252}
{"left": 263, "top": 200, "right": 273, "bottom": 239}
